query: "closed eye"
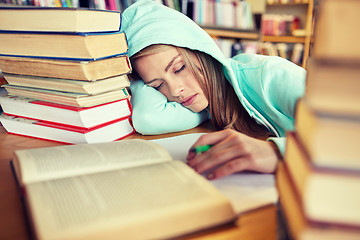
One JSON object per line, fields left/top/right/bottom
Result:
{"left": 154, "top": 82, "right": 163, "bottom": 90}
{"left": 175, "top": 65, "right": 185, "bottom": 74}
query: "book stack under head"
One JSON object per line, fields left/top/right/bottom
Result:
{"left": 0, "top": 7, "right": 135, "bottom": 144}
{"left": 277, "top": 0, "right": 360, "bottom": 239}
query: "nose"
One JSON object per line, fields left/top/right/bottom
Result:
{"left": 167, "top": 79, "right": 184, "bottom": 97}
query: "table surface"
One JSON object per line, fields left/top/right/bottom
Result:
{"left": 0, "top": 121, "right": 277, "bottom": 240}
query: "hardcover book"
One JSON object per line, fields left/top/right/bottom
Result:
{"left": 11, "top": 139, "right": 236, "bottom": 239}
{"left": 0, "top": 55, "right": 132, "bottom": 81}
{"left": 305, "top": 58, "right": 360, "bottom": 116}
{"left": 295, "top": 98, "right": 360, "bottom": 171}
{"left": 277, "top": 161, "right": 360, "bottom": 240}
{"left": 0, "top": 95, "right": 132, "bottom": 128}
{"left": 0, "top": 7, "right": 121, "bottom": 33}
{"left": 2, "top": 73, "right": 130, "bottom": 95}
{"left": 0, "top": 114, "right": 135, "bottom": 144}
{"left": 0, "top": 31, "right": 128, "bottom": 61}
{"left": 285, "top": 132, "right": 360, "bottom": 226}
{"left": 312, "top": 0, "right": 360, "bottom": 61}
{"left": 3, "top": 85, "right": 129, "bottom": 107}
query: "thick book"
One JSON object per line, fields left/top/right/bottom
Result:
{"left": 0, "top": 7, "right": 121, "bottom": 33}
{"left": 285, "top": 132, "right": 360, "bottom": 226}
{"left": 305, "top": 58, "right": 360, "bottom": 116}
{"left": 2, "top": 73, "right": 130, "bottom": 95}
{"left": 0, "top": 31, "right": 128, "bottom": 61}
{"left": 0, "top": 55, "right": 132, "bottom": 81}
{"left": 312, "top": 0, "right": 360, "bottom": 62}
{"left": 11, "top": 139, "right": 236, "bottom": 240}
{"left": 0, "top": 95, "right": 132, "bottom": 128}
{"left": 295, "top": 98, "right": 360, "bottom": 171}
{"left": 276, "top": 161, "right": 360, "bottom": 240}
{"left": 3, "top": 85, "right": 129, "bottom": 107}
{"left": 0, "top": 6, "right": 121, "bottom": 32}
{"left": 0, "top": 114, "right": 135, "bottom": 144}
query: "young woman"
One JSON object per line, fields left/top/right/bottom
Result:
{"left": 120, "top": 0, "right": 306, "bottom": 180}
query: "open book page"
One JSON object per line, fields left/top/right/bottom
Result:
{"left": 152, "top": 133, "right": 279, "bottom": 215}
{"left": 26, "top": 161, "right": 236, "bottom": 240}
{"left": 14, "top": 139, "right": 172, "bottom": 185}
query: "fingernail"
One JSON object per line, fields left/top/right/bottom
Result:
{"left": 206, "top": 173, "right": 215, "bottom": 180}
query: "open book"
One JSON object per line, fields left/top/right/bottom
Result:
{"left": 12, "top": 139, "right": 236, "bottom": 240}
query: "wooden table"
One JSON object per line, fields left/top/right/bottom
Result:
{"left": 0, "top": 121, "right": 278, "bottom": 240}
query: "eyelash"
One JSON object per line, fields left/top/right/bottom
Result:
{"left": 175, "top": 65, "right": 185, "bottom": 74}
{"left": 153, "top": 65, "right": 185, "bottom": 90}
{"left": 154, "top": 83, "right": 163, "bottom": 90}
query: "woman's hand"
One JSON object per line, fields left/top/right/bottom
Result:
{"left": 186, "top": 129, "right": 281, "bottom": 180}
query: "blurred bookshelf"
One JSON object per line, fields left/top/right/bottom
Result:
{"left": 201, "top": 26, "right": 259, "bottom": 40}
{"left": 0, "top": 0, "right": 316, "bottom": 68}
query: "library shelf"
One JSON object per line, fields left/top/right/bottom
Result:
{"left": 201, "top": 26, "right": 259, "bottom": 40}
{"left": 261, "top": 35, "right": 305, "bottom": 43}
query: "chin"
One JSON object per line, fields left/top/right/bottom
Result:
{"left": 188, "top": 104, "right": 208, "bottom": 113}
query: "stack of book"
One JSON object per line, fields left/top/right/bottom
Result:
{"left": 277, "top": 0, "right": 360, "bottom": 239}
{"left": 0, "top": 7, "right": 135, "bottom": 144}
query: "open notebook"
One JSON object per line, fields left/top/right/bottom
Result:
{"left": 152, "top": 133, "right": 279, "bottom": 215}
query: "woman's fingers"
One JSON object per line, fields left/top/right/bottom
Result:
{"left": 186, "top": 129, "right": 237, "bottom": 161}
{"left": 207, "top": 157, "right": 252, "bottom": 180}
{"left": 186, "top": 129, "right": 280, "bottom": 180}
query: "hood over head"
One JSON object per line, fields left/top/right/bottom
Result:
{"left": 120, "top": 0, "right": 235, "bottom": 81}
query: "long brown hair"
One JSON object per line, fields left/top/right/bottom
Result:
{"left": 131, "top": 44, "right": 273, "bottom": 139}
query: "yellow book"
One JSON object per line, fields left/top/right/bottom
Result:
{"left": 0, "top": 31, "right": 128, "bottom": 61}
{"left": 0, "top": 7, "right": 121, "bottom": 33}
{"left": 0, "top": 55, "right": 132, "bottom": 81}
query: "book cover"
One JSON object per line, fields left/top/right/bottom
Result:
{"left": 285, "top": 131, "right": 360, "bottom": 226}
{"left": 312, "top": 0, "right": 360, "bottom": 61}
{"left": 0, "top": 31, "right": 128, "bottom": 61}
{"left": 0, "top": 114, "right": 135, "bottom": 144}
{"left": 2, "top": 73, "right": 130, "bottom": 95}
{"left": 295, "top": 98, "right": 360, "bottom": 171}
{"left": 0, "top": 55, "right": 132, "bottom": 81}
{"left": 0, "top": 95, "right": 132, "bottom": 128}
{"left": 11, "top": 139, "right": 236, "bottom": 239}
{"left": 277, "top": 160, "right": 360, "bottom": 240}
{"left": 3, "top": 84, "right": 130, "bottom": 107}
{"left": 305, "top": 58, "right": 360, "bottom": 116}
{"left": 0, "top": 7, "right": 121, "bottom": 33}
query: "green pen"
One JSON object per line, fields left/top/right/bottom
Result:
{"left": 190, "top": 144, "right": 213, "bottom": 153}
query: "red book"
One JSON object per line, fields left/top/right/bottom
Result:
{"left": 0, "top": 95, "right": 132, "bottom": 128}
{"left": 0, "top": 114, "right": 135, "bottom": 144}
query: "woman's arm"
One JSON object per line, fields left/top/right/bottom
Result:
{"left": 130, "top": 80, "right": 209, "bottom": 135}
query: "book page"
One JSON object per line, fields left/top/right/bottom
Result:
{"left": 26, "top": 161, "right": 235, "bottom": 240}
{"left": 15, "top": 139, "right": 172, "bottom": 184}
{"left": 152, "top": 133, "right": 279, "bottom": 215}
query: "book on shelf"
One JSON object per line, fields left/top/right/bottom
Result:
{"left": 3, "top": 84, "right": 129, "bottom": 108}
{"left": 276, "top": 160, "right": 360, "bottom": 240}
{"left": 2, "top": 73, "right": 130, "bottom": 95}
{"left": 0, "top": 55, "right": 132, "bottom": 81}
{"left": 0, "top": 31, "right": 128, "bottom": 61}
{"left": 284, "top": 131, "right": 360, "bottom": 226}
{"left": 11, "top": 139, "right": 236, "bottom": 239}
{"left": 0, "top": 7, "right": 121, "bottom": 33}
{"left": 295, "top": 98, "right": 360, "bottom": 171}
{"left": 305, "top": 58, "right": 360, "bottom": 116}
{"left": 0, "top": 114, "right": 134, "bottom": 144}
{"left": 312, "top": 0, "right": 360, "bottom": 62}
{"left": 0, "top": 95, "right": 132, "bottom": 128}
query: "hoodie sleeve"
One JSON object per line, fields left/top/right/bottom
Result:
{"left": 129, "top": 80, "right": 209, "bottom": 135}
{"left": 267, "top": 137, "right": 286, "bottom": 156}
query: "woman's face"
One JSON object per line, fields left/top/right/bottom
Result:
{"left": 132, "top": 47, "right": 209, "bottom": 113}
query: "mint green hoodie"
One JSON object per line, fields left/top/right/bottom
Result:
{"left": 120, "top": 0, "right": 306, "bottom": 154}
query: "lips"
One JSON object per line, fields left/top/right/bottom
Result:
{"left": 181, "top": 94, "right": 197, "bottom": 107}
